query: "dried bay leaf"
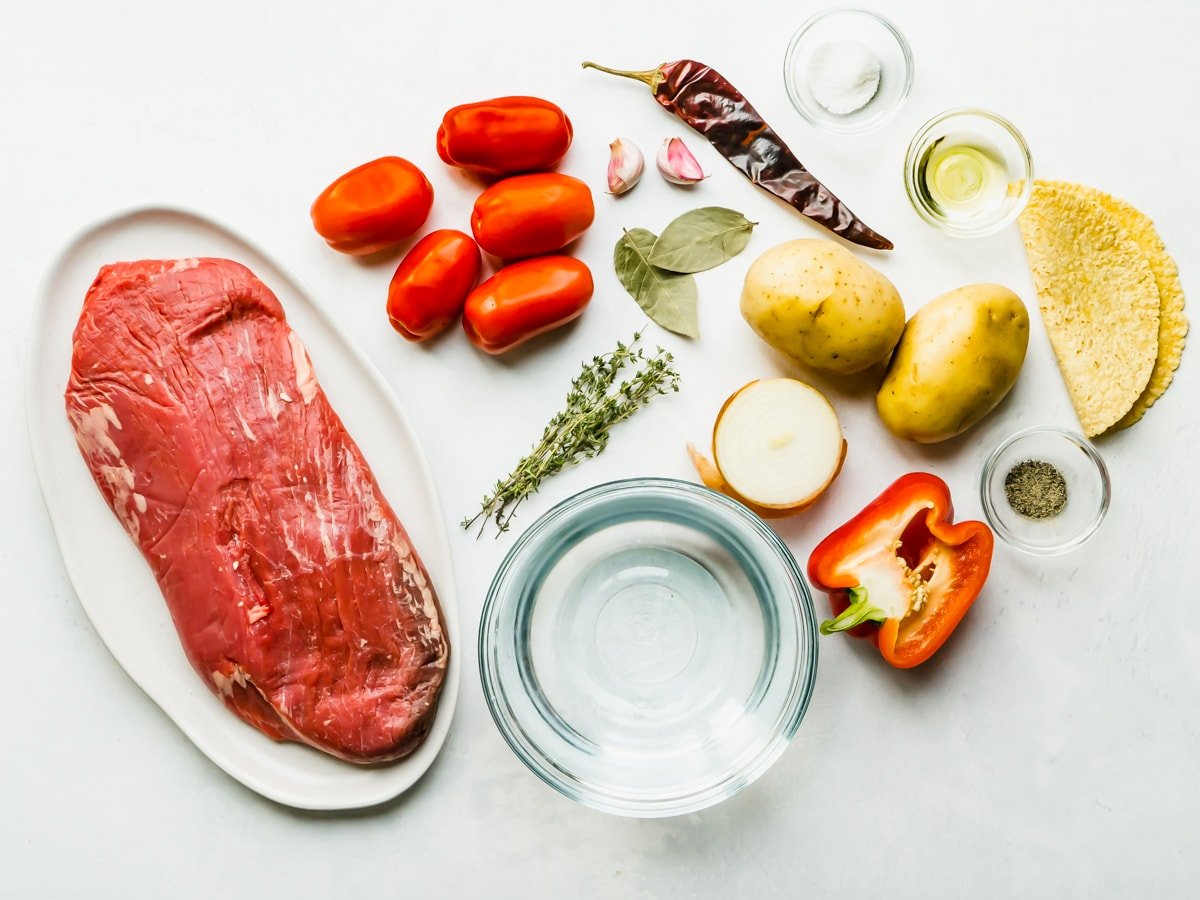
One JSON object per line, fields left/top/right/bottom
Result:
{"left": 614, "top": 228, "right": 699, "bottom": 338}
{"left": 648, "top": 207, "right": 756, "bottom": 273}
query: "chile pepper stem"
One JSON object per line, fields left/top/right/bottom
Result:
{"left": 581, "top": 61, "right": 664, "bottom": 91}
{"left": 819, "top": 586, "right": 887, "bottom": 635}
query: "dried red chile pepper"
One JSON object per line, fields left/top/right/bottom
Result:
{"left": 583, "top": 59, "right": 893, "bottom": 251}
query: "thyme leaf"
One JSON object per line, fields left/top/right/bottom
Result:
{"left": 462, "top": 332, "right": 680, "bottom": 536}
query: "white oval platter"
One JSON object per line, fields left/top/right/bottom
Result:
{"left": 25, "top": 207, "right": 460, "bottom": 810}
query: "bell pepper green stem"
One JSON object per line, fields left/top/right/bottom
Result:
{"left": 819, "top": 586, "right": 887, "bottom": 635}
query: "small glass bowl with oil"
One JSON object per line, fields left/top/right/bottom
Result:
{"left": 904, "top": 108, "right": 1034, "bottom": 238}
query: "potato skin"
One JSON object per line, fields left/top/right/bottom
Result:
{"left": 876, "top": 284, "right": 1029, "bottom": 443}
{"left": 740, "top": 239, "right": 905, "bottom": 374}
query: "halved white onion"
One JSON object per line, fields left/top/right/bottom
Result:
{"left": 690, "top": 378, "right": 846, "bottom": 515}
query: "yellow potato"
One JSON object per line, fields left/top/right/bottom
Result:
{"left": 876, "top": 284, "right": 1029, "bottom": 443}
{"left": 740, "top": 239, "right": 905, "bottom": 374}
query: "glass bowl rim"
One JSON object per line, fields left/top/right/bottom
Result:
{"left": 903, "top": 106, "right": 1035, "bottom": 237}
{"left": 782, "top": 6, "right": 915, "bottom": 135}
{"left": 477, "top": 476, "right": 819, "bottom": 817}
{"left": 979, "top": 425, "right": 1111, "bottom": 556}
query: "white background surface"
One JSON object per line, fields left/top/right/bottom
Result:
{"left": 3, "top": 1, "right": 1197, "bottom": 896}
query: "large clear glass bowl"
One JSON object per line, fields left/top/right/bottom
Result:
{"left": 479, "top": 478, "right": 818, "bottom": 817}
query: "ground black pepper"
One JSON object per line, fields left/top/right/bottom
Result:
{"left": 1004, "top": 459, "right": 1067, "bottom": 519}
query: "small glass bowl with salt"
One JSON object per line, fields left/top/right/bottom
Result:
{"left": 783, "top": 8, "right": 913, "bottom": 135}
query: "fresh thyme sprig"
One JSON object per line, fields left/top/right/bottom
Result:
{"left": 463, "top": 332, "right": 680, "bottom": 536}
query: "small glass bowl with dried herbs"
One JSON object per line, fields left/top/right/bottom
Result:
{"left": 980, "top": 426, "right": 1110, "bottom": 555}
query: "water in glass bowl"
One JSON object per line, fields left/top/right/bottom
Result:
{"left": 481, "top": 479, "right": 815, "bottom": 815}
{"left": 527, "top": 523, "right": 772, "bottom": 762}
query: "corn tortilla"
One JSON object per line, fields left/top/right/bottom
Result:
{"left": 1041, "top": 182, "right": 1187, "bottom": 429}
{"left": 1031, "top": 180, "right": 1187, "bottom": 430}
{"left": 1019, "top": 182, "right": 1160, "bottom": 437}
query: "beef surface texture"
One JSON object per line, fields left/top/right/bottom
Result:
{"left": 65, "top": 258, "right": 449, "bottom": 763}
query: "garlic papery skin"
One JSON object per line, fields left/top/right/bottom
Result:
{"left": 606, "top": 138, "right": 644, "bottom": 195}
{"left": 656, "top": 137, "right": 706, "bottom": 185}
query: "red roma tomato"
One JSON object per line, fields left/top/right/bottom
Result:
{"left": 462, "top": 256, "right": 594, "bottom": 354}
{"left": 311, "top": 156, "right": 434, "bottom": 256}
{"left": 470, "top": 173, "right": 594, "bottom": 261}
{"left": 386, "top": 230, "right": 482, "bottom": 341}
{"left": 437, "top": 96, "right": 573, "bottom": 177}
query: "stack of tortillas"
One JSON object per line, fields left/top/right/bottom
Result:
{"left": 1019, "top": 180, "right": 1187, "bottom": 437}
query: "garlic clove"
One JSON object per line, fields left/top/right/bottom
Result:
{"left": 606, "top": 138, "right": 644, "bottom": 195}
{"left": 656, "top": 137, "right": 707, "bottom": 185}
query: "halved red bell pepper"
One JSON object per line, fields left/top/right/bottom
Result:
{"left": 807, "top": 472, "right": 993, "bottom": 669}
